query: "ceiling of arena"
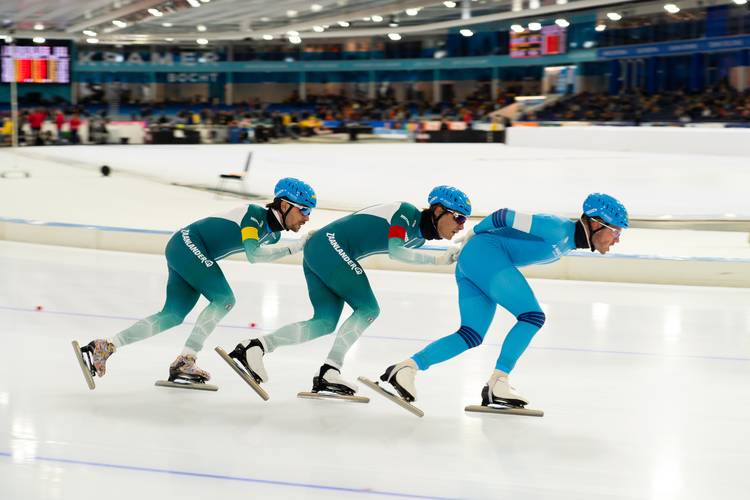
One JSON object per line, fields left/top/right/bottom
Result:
{"left": 0, "top": 0, "right": 658, "bottom": 44}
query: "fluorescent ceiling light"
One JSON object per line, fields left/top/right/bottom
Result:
{"left": 443, "top": 1, "right": 457, "bottom": 7}
{"left": 555, "top": 18, "right": 570, "bottom": 27}
{"left": 287, "top": 10, "right": 298, "bottom": 17}
{"left": 606, "top": 12, "right": 622, "bottom": 21}
{"left": 161, "top": 22, "right": 172, "bottom": 27}
{"left": 262, "top": 34, "right": 273, "bottom": 40}
{"left": 664, "top": 4, "right": 680, "bottom": 13}
{"left": 112, "top": 20, "right": 127, "bottom": 28}
{"left": 595, "top": 24, "right": 607, "bottom": 31}
{"left": 187, "top": 0, "right": 201, "bottom": 7}
{"left": 86, "top": 38, "right": 99, "bottom": 44}
{"left": 147, "top": 8, "right": 163, "bottom": 17}
{"left": 372, "top": 15, "right": 383, "bottom": 22}
{"left": 511, "top": 24, "right": 525, "bottom": 33}
{"left": 83, "top": 30, "right": 97, "bottom": 36}
{"left": 388, "top": 33, "right": 402, "bottom": 41}
{"left": 528, "top": 22, "right": 542, "bottom": 31}
{"left": 196, "top": 38, "right": 208, "bottom": 45}
{"left": 197, "top": 24, "right": 207, "bottom": 31}
{"left": 313, "top": 26, "right": 324, "bottom": 32}
{"left": 460, "top": 29, "right": 473, "bottom": 37}
{"left": 338, "top": 21, "right": 350, "bottom": 27}
{"left": 33, "top": 36, "right": 45, "bottom": 43}
{"left": 34, "top": 23, "right": 44, "bottom": 30}
{"left": 289, "top": 36, "right": 301, "bottom": 44}
{"left": 311, "top": 4, "right": 323, "bottom": 12}
{"left": 405, "top": 8, "right": 420, "bottom": 16}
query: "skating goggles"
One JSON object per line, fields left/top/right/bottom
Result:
{"left": 596, "top": 220, "right": 622, "bottom": 238}
{"left": 286, "top": 200, "right": 313, "bottom": 216}
{"left": 446, "top": 209, "right": 468, "bottom": 225}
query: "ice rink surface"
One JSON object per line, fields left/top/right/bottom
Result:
{"left": 1, "top": 241, "right": 749, "bottom": 500}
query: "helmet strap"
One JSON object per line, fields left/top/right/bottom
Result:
{"left": 581, "top": 216, "right": 605, "bottom": 252}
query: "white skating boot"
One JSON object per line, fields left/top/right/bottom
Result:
{"left": 379, "top": 359, "right": 418, "bottom": 402}
{"left": 482, "top": 370, "right": 529, "bottom": 408}
{"left": 227, "top": 339, "right": 268, "bottom": 383}
{"left": 312, "top": 364, "right": 358, "bottom": 396}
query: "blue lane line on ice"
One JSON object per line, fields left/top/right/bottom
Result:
{"left": 2, "top": 305, "right": 749, "bottom": 363}
{"left": 0, "top": 452, "right": 458, "bottom": 500}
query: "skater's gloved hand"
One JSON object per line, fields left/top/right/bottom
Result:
{"left": 286, "top": 231, "right": 314, "bottom": 255}
{"left": 435, "top": 246, "right": 461, "bottom": 265}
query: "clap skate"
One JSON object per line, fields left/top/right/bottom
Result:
{"left": 155, "top": 354, "right": 218, "bottom": 391}
{"left": 298, "top": 364, "right": 369, "bottom": 403}
{"left": 359, "top": 360, "right": 423, "bottom": 417}
{"left": 71, "top": 339, "right": 115, "bottom": 390}
{"left": 465, "top": 371, "right": 543, "bottom": 417}
{"left": 214, "top": 340, "right": 269, "bottom": 400}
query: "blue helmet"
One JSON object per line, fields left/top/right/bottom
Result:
{"left": 428, "top": 185, "right": 472, "bottom": 216}
{"left": 274, "top": 177, "right": 317, "bottom": 209}
{"left": 583, "top": 193, "right": 629, "bottom": 228}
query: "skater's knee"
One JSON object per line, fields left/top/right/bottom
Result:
{"left": 456, "top": 325, "right": 484, "bottom": 348}
{"left": 161, "top": 311, "right": 186, "bottom": 329}
{"left": 517, "top": 311, "right": 546, "bottom": 329}
{"left": 214, "top": 294, "right": 236, "bottom": 313}
{"left": 357, "top": 303, "right": 380, "bottom": 323}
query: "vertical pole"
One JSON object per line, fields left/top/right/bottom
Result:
{"left": 10, "top": 41, "right": 18, "bottom": 148}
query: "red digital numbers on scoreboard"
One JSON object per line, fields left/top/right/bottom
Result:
{"left": 510, "top": 25, "right": 567, "bottom": 58}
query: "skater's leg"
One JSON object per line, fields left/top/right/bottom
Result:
{"left": 323, "top": 268, "right": 379, "bottom": 369}
{"left": 182, "top": 267, "right": 235, "bottom": 355}
{"left": 482, "top": 266, "right": 544, "bottom": 374}
{"left": 258, "top": 261, "right": 344, "bottom": 352}
{"left": 112, "top": 267, "right": 199, "bottom": 348}
{"left": 411, "top": 271, "right": 495, "bottom": 371}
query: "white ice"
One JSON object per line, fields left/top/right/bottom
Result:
{"left": 1, "top": 241, "right": 749, "bottom": 500}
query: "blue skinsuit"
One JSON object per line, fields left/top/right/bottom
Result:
{"left": 412, "top": 208, "right": 578, "bottom": 374}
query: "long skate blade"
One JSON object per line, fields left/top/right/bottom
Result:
{"left": 71, "top": 340, "right": 95, "bottom": 390}
{"left": 465, "top": 404, "right": 544, "bottom": 418}
{"left": 357, "top": 376, "right": 423, "bottom": 417}
{"left": 214, "top": 346, "right": 269, "bottom": 401}
{"left": 154, "top": 380, "right": 218, "bottom": 392}
{"left": 297, "top": 391, "right": 369, "bottom": 403}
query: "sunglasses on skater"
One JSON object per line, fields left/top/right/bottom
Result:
{"left": 446, "top": 209, "right": 467, "bottom": 225}
{"left": 286, "top": 200, "right": 313, "bottom": 216}
{"left": 596, "top": 219, "right": 622, "bottom": 238}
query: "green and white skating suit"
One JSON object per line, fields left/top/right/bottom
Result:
{"left": 258, "top": 202, "right": 443, "bottom": 369}
{"left": 110, "top": 204, "right": 293, "bottom": 355}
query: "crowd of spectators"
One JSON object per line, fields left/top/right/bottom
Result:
{"left": 526, "top": 82, "right": 750, "bottom": 123}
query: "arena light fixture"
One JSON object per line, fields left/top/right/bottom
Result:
{"left": 197, "top": 24, "right": 207, "bottom": 31}
{"left": 287, "top": 10, "right": 298, "bottom": 17}
{"left": 443, "top": 1, "right": 457, "bottom": 7}
{"left": 196, "top": 38, "right": 208, "bottom": 45}
{"left": 529, "top": 0, "right": 540, "bottom": 8}
{"left": 262, "top": 34, "right": 273, "bottom": 40}
{"left": 86, "top": 38, "right": 99, "bottom": 44}
{"left": 4, "top": 35, "right": 13, "bottom": 43}
{"left": 510, "top": 24, "right": 525, "bottom": 33}
{"left": 33, "top": 23, "right": 44, "bottom": 30}
{"left": 313, "top": 25, "right": 324, "bottom": 32}
{"left": 338, "top": 21, "right": 350, "bottom": 27}
{"left": 405, "top": 8, "right": 420, "bottom": 16}
{"left": 187, "top": 0, "right": 201, "bottom": 7}
{"left": 595, "top": 24, "right": 607, "bottom": 31}
{"left": 388, "top": 33, "right": 402, "bottom": 41}
{"left": 389, "top": 20, "right": 399, "bottom": 27}
{"left": 556, "top": 0, "right": 568, "bottom": 4}
{"left": 147, "top": 8, "right": 163, "bottom": 17}
{"left": 555, "top": 18, "right": 570, "bottom": 27}
{"left": 460, "top": 29, "right": 473, "bottom": 37}
{"left": 528, "top": 22, "right": 542, "bottom": 31}
{"left": 165, "top": 37, "right": 174, "bottom": 41}
{"left": 33, "top": 36, "right": 45, "bottom": 43}
{"left": 362, "top": 17, "right": 372, "bottom": 21}
{"left": 200, "top": 0, "right": 210, "bottom": 3}
{"left": 289, "top": 36, "right": 302, "bottom": 44}
{"left": 287, "top": 30, "right": 299, "bottom": 36}
{"left": 311, "top": 4, "right": 323, "bottom": 12}
{"left": 83, "top": 30, "right": 97, "bottom": 37}
{"left": 733, "top": 0, "right": 747, "bottom": 4}
{"left": 664, "top": 4, "right": 680, "bottom": 13}
{"left": 161, "top": 22, "right": 173, "bottom": 27}
{"left": 260, "top": 17, "right": 270, "bottom": 22}
{"left": 606, "top": 12, "right": 622, "bottom": 21}
{"left": 372, "top": 15, "right": 384, "bottom": 22}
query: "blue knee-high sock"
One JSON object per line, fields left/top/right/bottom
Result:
{"left": 496, "top": 312, "right": 545, "bottom": 373}
{"left": 412, "top": 326, "right": 483, "bottom": 370}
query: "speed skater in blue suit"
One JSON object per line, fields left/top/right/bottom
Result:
{"left": 377, "top": 193, "right": 629, "bottom": 409}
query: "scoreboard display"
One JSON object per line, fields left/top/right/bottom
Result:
{"left": 1, "top": 45, "right": 70, "bottom": 83}
{"left": 510, "top": 25, "right": 567, "bottom": 58}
